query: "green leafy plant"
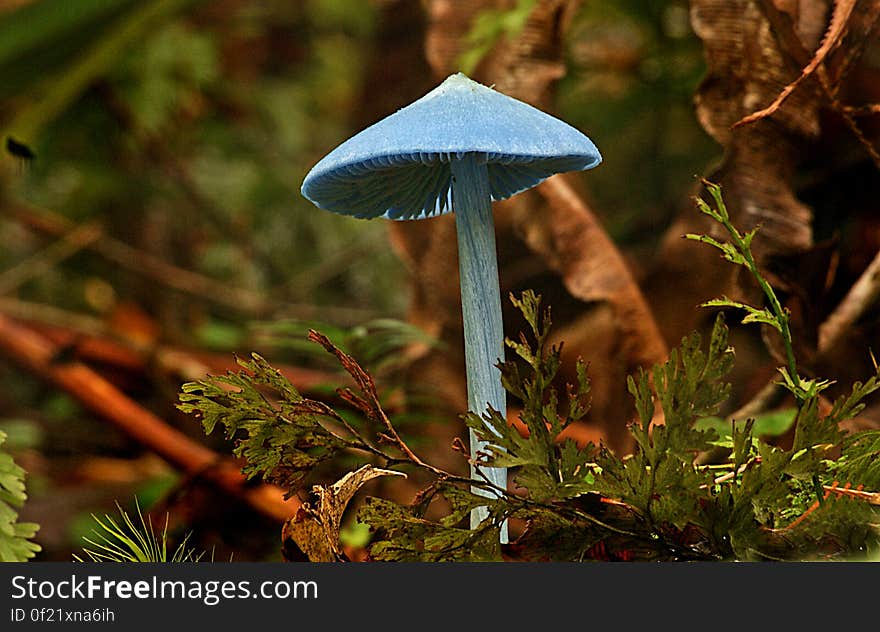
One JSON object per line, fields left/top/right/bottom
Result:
{"left": 457, "top": 0, "right": 538, "bottom": 74}
{"left": 179, "top": 181, "right": 880, "bottom": 561}
{"left": 686, "top": 180, "right": 833, "bottom": 402}
{"left": 73, "top": 499, "right": 207, "bottom": 563}
{"left": 0, "top": 430, "right": 40, "bottom": 561}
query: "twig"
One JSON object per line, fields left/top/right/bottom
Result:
{"left": 822, "top": 483, "right": 880, "bottom": 505}
{"left": 0, "top": 297, "right": 106, "bottom": 336}
{"left": 0, "top": 313, "right": 299, "bottom": 522}
{"left": 774, "top": 481, "right": 880, "bottom": 534}
{"left": 818, "top": 247, "right": 880, "bottom": 354}
{"left": 834, "top": 103, "right": 880, "bottom": 170}
{"left": 727, "top": 379, "right": 787, "bottom": 423}
{"left": 842, "top": 104, "right": 880, "bottom": 115}
{"left": 734, "top": 0, "right": 856, "bottom": 129}
{"left": 751, "top": 0, "right": 880, "bottom": 169}
{"left": 702, "top": 456, "right": 762, "bottom": 487}
{"left": 306, "top": 328, "right": 476, "bottom": 483}
{"left": 0, "top": 220, "right": 103, "bottom": 295}
{"left": 0, "top": 298, "right": 344, "bottom": 389}
{"left": 6, "top": 202, "right": 268, "bottom": 313}
{"left": 535, "top": 175, "right": 669, "bottom": 371}
{"left": 7, "top": 202, "right": 382, "bottom": 323}
{"left": 307, "top": 329, "right": 422, "bottom": 463}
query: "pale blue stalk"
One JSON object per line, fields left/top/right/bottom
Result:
{"left": 451, "top": 152, "right": 508, "bottom": 544}
{"left": 302, "top": 73, "right": 602, "bottom": 547}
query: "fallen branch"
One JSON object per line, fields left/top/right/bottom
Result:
{"left": 818, "top": 247, "right": 880, "bottom": 354}
{"left": 0, "top": 313, "right": 300, "bottom": 522}
{"left": 0, "top": 297, "right": 345, "bottom": 389}
{"left": 7, "top": 202, "right": 380, "bottom": 323}
{"left": 0, "top": 220, "right": 103, "bottom": 295}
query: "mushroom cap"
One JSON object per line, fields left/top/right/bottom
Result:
{"left": 301, "top": 73, "right": 601, "bottom": 220}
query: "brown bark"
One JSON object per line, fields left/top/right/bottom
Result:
{"left": 0, "top": 314, "right": 300, "bottom": 522}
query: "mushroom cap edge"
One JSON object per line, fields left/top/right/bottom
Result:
{"left": 301, "top": 73, "right": 602, "bottom": 221}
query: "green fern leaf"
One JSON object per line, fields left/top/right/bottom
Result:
{"left": 0, "top": 431, "right": 40, "bottom": 561}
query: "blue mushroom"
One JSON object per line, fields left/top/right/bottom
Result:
{"left": 301, "top": 73, "right": 601, "bottom": 543}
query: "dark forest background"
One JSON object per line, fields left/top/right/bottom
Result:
{"left": 0, "top": 0, "right": 878, "bottom": 561}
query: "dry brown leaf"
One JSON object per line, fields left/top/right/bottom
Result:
{"left": 533, "top": 175, "right": 667, "bottom": 371}
{"left": 281, "top": 507, "right": 334, "bottom": 563}
{"left": 645, "top": 0, "right": 880, "bottom": 416}
{"left": 282, "top": 465, "right": 406, "bottom": 562}
{"left": 681, "top": 0, "right": 880, "bottom": 267}
{"left": 689, "top": 0, "right": 822, "bottom": 263}
{"left": 734, "top": 0, "right": 857, "bottom": 128}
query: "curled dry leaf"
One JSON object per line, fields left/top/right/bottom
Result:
{"left": 733, "top": 0, "right": 857, "bottom": 129}
{"left": 282, "top": 465, "right": 406, "bottom": 562}
{"left": 689, "top": 0, "right": 822, "bottom": 261}
{"left": 646, "top": 0, "right": 880, "bottom": 351}
{"left": 686, "top": 0, "right": 880, "bottom": 264}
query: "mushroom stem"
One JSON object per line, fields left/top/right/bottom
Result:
{"left": 451, "top": 152, "right": 509, "bottom": 544}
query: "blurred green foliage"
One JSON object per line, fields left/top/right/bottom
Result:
{"left": 2, "top": 0, "right": 406, "bottom": 349}
{"left": 458, "top": 0, "right": 538, "bottom": 74}
{"left": 251, "top": 316, "right": 439, "bottom": 375}
{"left": 0, "top": 0, "right": 143, "bottom": 101}
{"left": 0, "top": 0, "right": 409, "bottom": 560}
{"left": 696, "top": 408, "right": 799, "bottom": 448}
{"left": 558, "top": 1, "right": 717, "bottom": 244}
